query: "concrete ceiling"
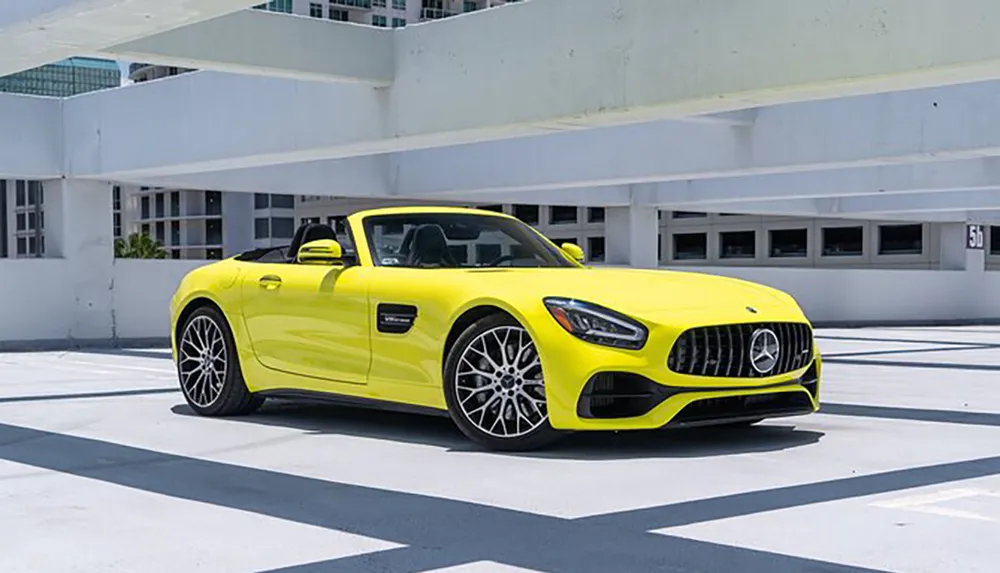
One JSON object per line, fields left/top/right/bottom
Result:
{"left": 7, "top": 0, "right": 1000, "bottom": 223}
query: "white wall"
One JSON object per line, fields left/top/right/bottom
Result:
{"left": 3, "top": 257, "right": 1000, "bottom": 349}
{"left": 0, "top": 94, "right": 62, "bottom": 178}
{"left": 0, "top": 258, "right": 207, "bottom": 348}
{"left": 671, "top": 266, "right": 1000, "bottom": 325}
{"left": 112, "top": 259, "right": 208, "bottom": 339}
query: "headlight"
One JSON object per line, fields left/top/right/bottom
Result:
{"left": 543, "top": 297, "right": 648, "bottom": 350}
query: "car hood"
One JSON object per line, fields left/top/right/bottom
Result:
{"left": 461, "top": 267, "right": 799, "bottom": 317}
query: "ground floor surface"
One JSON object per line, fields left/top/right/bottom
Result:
{"left": 1, "top": 327, "right": 998, "bottom": 572}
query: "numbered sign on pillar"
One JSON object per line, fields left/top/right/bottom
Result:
{"left": 967, "top": 224, "right": 985, "bottom": 250}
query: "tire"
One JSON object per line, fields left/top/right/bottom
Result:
{"left": 176, "top": 305, "right": 263, "bottom": 416}
{"left": 443, "top": 313, "right": 563, "bottom": 451}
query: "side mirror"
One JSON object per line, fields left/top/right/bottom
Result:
{"left": 559, "top": 242, "right": 585, "bottom": 264}
{"left": 297, "top": 239, "right": 344, "bottom": 265}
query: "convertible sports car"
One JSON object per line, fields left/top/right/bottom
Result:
{"left": 170, "top": 206, "right": 821, "bottom": 451}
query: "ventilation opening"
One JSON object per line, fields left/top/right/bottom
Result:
{"left": 800, "top": 361, "right": 819, "bottom": 399}
{"left": 668, "top": 391, "right": 814, "bottom": 428}
{"left": 577, "top": 372, "right": 669, "bottom": 419}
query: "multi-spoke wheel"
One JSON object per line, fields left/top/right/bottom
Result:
{"left": 444, "top": 313, "right": 563, "bottom": 451}
{"left": 176, "top": 305, "right": 262, "bottom": 416}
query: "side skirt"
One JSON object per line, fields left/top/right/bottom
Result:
{"left": 257, "top": 388, "right": 452, "bottom": 418}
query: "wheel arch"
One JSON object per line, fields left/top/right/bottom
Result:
{"left": 442, "top": 304, "right": 515, "bottom": 370}
{"left": 174, "top": 296, "right": 227, "bottom": 349}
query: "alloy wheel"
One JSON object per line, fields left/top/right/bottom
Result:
{"left": 178, "top": 315, "right": 229, "bottom": 408}
{"left": 455, "top": 325, "right": 548, "bottom": 438}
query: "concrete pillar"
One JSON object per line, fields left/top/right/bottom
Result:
{"left": 938, "top": 222, "right": 986, "bottom": 272}
{"left": 221, "top": 191, "right": 253, "bottom": 256}
{"left": 44, "top": 178, "right": 116, "bottom": 341}
{"left": 606, "top": 202, "right": 659, "bottom": 269}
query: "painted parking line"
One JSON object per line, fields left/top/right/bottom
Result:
{"left": 872, "top": 487, "right": 1000, "bottom": 523}
{"left": 426, "top": 563, "right": 546, "bottom": 573}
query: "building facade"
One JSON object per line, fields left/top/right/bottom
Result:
{"left": 0, "top": 58, "right": 119, "bottom": 259}
{"left": 253, "top": 0, "right": 522, "bottom": 27}
{"left": 0, "top": 180, "right": 45, "bottom": 258}
{"left": 292, "top": 195, "right": 1000, "bottom": 271}
{"left": 0, "top": 57, "right": 120, "bottom": 97}
{"left": 114, "top": 185, "right": 298, "bottom": 259}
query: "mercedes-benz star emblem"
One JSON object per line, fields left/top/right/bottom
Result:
{"left": 749, "top": 328, "right": 781, "bottom": 374}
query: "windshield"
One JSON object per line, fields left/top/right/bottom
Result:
{"left": 362, "top": 212, "right": 575, "bottom": 268}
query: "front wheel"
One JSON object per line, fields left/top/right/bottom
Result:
{"left": 443, "top": 313, "right": 563, "bottom": 451}
{"left": 176, "top": 305, "right": 263, "bottom": 416}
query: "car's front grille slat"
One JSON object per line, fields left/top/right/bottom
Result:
{"left": 667, "top": 322, "right": 813, "bottom": 379}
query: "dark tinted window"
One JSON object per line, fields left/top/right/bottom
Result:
{"left": 769, "top": 228, "right": 807, "bottom": 258}
{"left": 719, "top": 231, "right": 755, "bottom": 259}
{"left": 879, "top": 224, "right": 922, "bottom": 255}
{"left": 822, "top": 226, "right": 863, "bottom": 257}
{"left": 673, "top": 233, "right": 707, "bottom": 260}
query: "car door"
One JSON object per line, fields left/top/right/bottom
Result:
{"left": 240, "top": 261, "right": 372, "bottom": 385}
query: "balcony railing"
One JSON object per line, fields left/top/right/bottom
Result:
{"left": 421, "top": 7, "right": 458, "bottom": 19}
{"left": 329, "top": 0, "right": 372, "bottom": 9}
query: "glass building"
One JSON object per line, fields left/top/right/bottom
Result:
{"left": 0, "top": 57, "right": 121, "bottom": 97}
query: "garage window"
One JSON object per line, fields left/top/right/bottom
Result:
{"left": 549, "top": 206, "right": 578, "bottom": 224}
{"left": 991, "top": 227, "right": 1000, "bottom": 255}
{"left": 588, "top": 236, "right": 605, "bottom": 261}
{"left": 512, "top": 205, "right": 539, "bottom": 225}
{"left": 672, "top": 211, "right": 707, "bottom": 219}
{"left": 672, "top": 233, "right": 707, "bottom": 260}
{"left": 878, "top": 224, "right": 923, "bottom": 255}
{"left": 719, "top": 231, "right": 755, "bottom": 259}
{"left": 769, "top": 228, "right": 807, "bottom": 258}
{"left": 587, "top": 208, "right": 605, "bottom": 223}
{"left": 822, "top": 226, "right": 863, "bottom": 257}
{"left": 270, "top": 217, "right": 295, "bottom": 238}
{"left": 254, "top": 217, "right": 269, "bottom": 239}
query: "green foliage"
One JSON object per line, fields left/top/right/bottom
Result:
{"left": 114, "top": 232, "right": 168, "bottom": 259}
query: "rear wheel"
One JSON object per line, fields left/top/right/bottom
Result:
{"left": 443, "top": 313, "right": 563, "bottom": 451}
{"left": 176, "top": 305, "right": 263, "bottom": 416}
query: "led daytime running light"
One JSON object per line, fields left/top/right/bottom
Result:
{"left": 543, "top": 297, "right": 648, "bottom": 350}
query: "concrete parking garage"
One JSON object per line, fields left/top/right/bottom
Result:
{"left": 1, "top": 327, "right": 998, "bottom": 573}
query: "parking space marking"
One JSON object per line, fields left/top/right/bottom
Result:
{"left": 425, "top": 562, "right": 545, "bottom": 573}
{"left": 872, "top": 488, "right": 1000, "bottom": 523}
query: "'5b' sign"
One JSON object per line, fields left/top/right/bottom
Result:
{"left": 967, "top": 224, "right": 985, "bottom": 250}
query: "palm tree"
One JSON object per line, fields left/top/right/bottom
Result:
{"left": 114, "top": 232, "right": 169, "bottom": 259}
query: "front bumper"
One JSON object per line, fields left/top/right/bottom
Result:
{"left": 574, "top": 360, "right": 820, "bottom": 430}
{"left": 530, "top": 306, "right": 822, "bottom": 431}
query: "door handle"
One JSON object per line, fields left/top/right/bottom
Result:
{"left": 258, "top": 275, "right": 282, "bottom": 290}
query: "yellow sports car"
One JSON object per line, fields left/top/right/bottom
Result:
{"left": 170, "top": 206, "right": 820, "bottom": 451}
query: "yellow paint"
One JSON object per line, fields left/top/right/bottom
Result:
{"left": 170, "top": 206, "right": 820, "bottom": 430}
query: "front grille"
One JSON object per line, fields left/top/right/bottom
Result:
{"left": 667, "top": 322, "right": 813, "bottom": 378}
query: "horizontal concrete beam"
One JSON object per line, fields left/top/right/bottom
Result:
{"left": 398, "top": 81, "right": 1000, "bottom": 196}
{"left": 66, "top": 68, "right": 1000, "bottom": 183}
{"left": 95, "top": 10, "right": 394, "bottom": 86}
{"left": 690, "top": 188, "right": 1000, "bottom": 218}
{"left": 0, "top": 0, "right": 262, "bottom": 77}
{"left": 637, "top": 158, "right": 1000, "bottom": 207}
{"left": 0, "top": 94, "right": 62, "bottom": 178}
{"left": 389, "top": 0, "right": 1000, "bottom": 140}
{"left": 129, "top": 155, "right": 390, "bottom": 197}
{"left": 63, "top": 72, "right": 386, "bottom": 178}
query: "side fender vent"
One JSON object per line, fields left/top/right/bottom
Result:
{"left": 377, "top": 303, "right": 418, "bottom": 334}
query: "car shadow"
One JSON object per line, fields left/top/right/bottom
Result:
{"left": 170, "top": 399, "right": 823, "bottom": 461}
